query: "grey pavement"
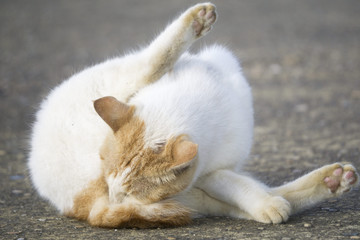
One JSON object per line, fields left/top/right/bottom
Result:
{"left": 1, "top": 0, "right": 359, "bottom": 239}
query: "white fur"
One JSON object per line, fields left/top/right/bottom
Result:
{"left": 107, "top": 168, "right": 131, "bottom": 204}
{"left": 28, "top": 43, "right": 251, "bottom": 212}
{"left": 29, "top": 3, "right": 357, "bottom": 224}
{"left": 130, "top": 46, "right": 253, "bottom": 182}
{"left": 28, "top": 3, "right": 227, "bottom": 213}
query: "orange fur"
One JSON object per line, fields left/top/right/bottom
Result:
{"left": 67, "top": 97, "right": 197, "bottom": 228}
{"left": 67, "top": 176, "right": 191, "bottom": 228}
{"left": 64, "top": 3, "right": 216, "bottom": 227}
{"left": 66, "top": 176, "right": 108, "bottom": 221}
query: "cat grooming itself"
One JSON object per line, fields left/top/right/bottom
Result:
{"left": 29, "top": 3, "right": 358, "bottom": 228}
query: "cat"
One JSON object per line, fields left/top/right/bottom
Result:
{"left": 28, "top": 3, "right": 358, "bottom": 228}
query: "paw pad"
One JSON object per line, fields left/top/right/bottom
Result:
{"left": 188, "top": 4, "right": 217, "bottom": 37}
{"left": 323, "top": 164, "right": 358, "bottom": 194}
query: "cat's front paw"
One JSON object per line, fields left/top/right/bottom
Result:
{"left": 183, "top": 3, "right": 217, "bottom": 38}
{"left": 323, "top": 163, "right": 358, "bottom": 195}
{"left": 252, "top": 196, "right": 291, "bottom": 224}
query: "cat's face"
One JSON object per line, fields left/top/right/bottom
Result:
{"left": 95, "top": 96, "right": 198, "bottom": 204}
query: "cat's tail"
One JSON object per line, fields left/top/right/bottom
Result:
{"left": 90, "top": 200, "right": 191, "bottom": 228}
{"left": 69, "top": 196, "right": 192, "bottom": 228}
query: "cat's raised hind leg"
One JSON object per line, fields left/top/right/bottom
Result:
{"left": 131, "top": 3, "right": 217, "bottom": 96}
{"left": 271, "top": 162, "right": 358, "bottom": 214}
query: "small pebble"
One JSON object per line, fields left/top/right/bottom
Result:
{"left": 350, "top": 236, "right": 360, "bottom": 239}
{"left": 351, "top": 90, "right": 360, "bottom": 99}
{"left": 10, "top": 175, "right": 25, "bottom": 181}
{"left": 295, "top": 104, "right": 308, "bottom": 113}
{"left": 269, "top": 63, "right": 282, "bottom": 75}
{"left": 7, "top": 231, "right": 21, "bottom": 235}
{"left": 303, "top": 223, "right": 312, "bottom": 228}
{"left": 344, "top": 232, "right": 359, "bottom": 237}
{"left": 12, "top": 190, "right": 23, "bottom": 195}
{"left": 321, "top": 207, "right": 338, "bottom": 212}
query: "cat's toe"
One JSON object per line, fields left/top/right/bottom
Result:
{"left": 253, "top": 196, "right": 290, "bottom": 224}
{"left": 267, "top": 196, "right": 290, "bottom": 224}
{"left": 324, "top": 167, "right": 342, "bottom": 193}
{"left": 187, "top": 3, "right": 217, "bottom": 37}
{"left": 202, "top": 5, "right": 216, "bottom": 25}
{"left": 341, "top": 164, "right": 358, "bottom": 191}
{"left": 323, "top": 163, "right": 358, "bottom": 195}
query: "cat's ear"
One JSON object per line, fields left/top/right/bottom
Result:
{"left": 94, "top": 96, "right": 134, "bottom": 132}
{"left": 171, "top": 138, "right": 198, "bottom": 168}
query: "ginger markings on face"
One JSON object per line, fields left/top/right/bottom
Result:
{"left": 94, "top": 96, "right": 198, "bottom": 204}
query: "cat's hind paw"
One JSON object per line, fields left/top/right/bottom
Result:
{"left": 252, "top": 196, "right": 291, "bottom": 224}
{"left": 183, "top": 3, "right": 217, "bottom": 38}
{"left": 323, "top": 163, "right": 358, "bottom": 195}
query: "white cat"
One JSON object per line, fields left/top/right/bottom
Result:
{"left": 28, "top": 3, "right": 358, "bottom": 228}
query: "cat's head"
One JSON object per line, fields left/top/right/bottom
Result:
{"left": 94, "top": 96, "right": 198, "bottom": 204}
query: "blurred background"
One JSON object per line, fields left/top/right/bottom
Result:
{"left": 1, "top": 0, "right": 359, "bottom": 239}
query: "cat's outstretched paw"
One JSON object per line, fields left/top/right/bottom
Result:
{"left": 183, "top": 3, "right": 217, "bottom": 38}
{"left": 323, "top": 163, "right": 358, "bottom": 195}
{"left": 253, "top": 196, "right": 291, "bottom": 224}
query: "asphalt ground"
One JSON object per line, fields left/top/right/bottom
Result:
{"left": 1, "top": 0, "right": 359, "bottom": 239}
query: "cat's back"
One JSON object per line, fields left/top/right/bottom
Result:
{"left": 131, "top": 45, "right": 253, "bottom": 176}
{"left": 28, "top": 56, "right": 134, "bottom": 212}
